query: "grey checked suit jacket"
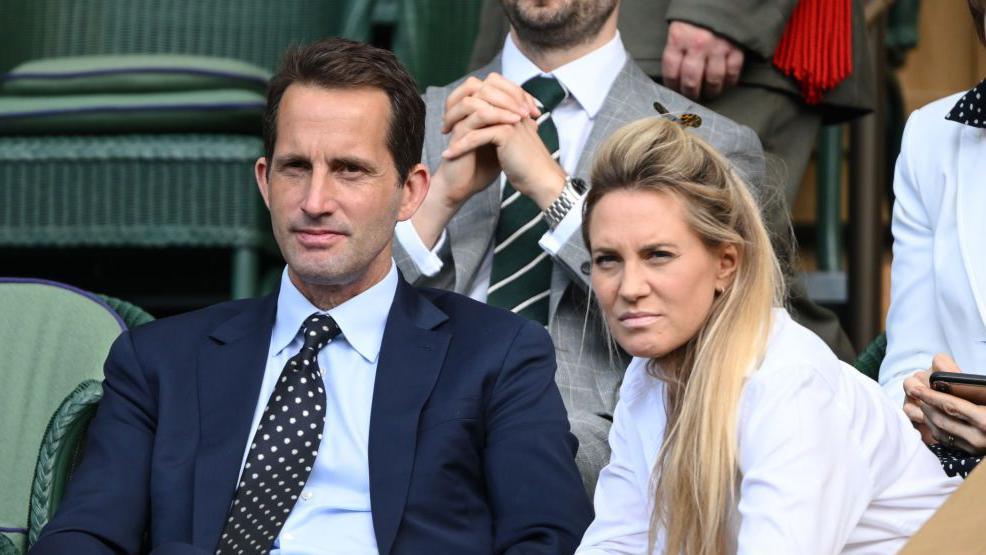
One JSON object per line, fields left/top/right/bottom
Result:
{"left": 394, "top": 56, "right": 764, "bottom": 496}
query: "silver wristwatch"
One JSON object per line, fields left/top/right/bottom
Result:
{"left": 543, "top": 175, "right": 587, "bottom": 229}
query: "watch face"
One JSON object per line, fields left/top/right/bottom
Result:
{"left": 570, "top": 177, "right": 588, "bottom": 194}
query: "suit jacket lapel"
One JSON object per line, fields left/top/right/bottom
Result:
{"left": 445, "top": 58, "right": 503, "bottom": 294}
{"left": 574, "top": 61, "right": 679, "bottom": 179}
{"left": 369, "top": 277, "right": 450, "bottom": 554}
{"left": 192, "top": 292, "right": 278, "bottom": 548}
{"left": 955, "top": 126, "right": 986, "bottom": 329}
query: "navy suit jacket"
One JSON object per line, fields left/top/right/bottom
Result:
{"left": 33, "top": 276, "right": 592, "bottom": 554}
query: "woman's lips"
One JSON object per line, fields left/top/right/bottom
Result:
{"left": 618, "top": 312, "right": 661, "bottom": 329}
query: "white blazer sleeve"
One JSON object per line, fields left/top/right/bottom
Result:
{"left": 735, "top": 366, "right": 873, "bottom": 554}
{"left": 879, "top": 109, "right": 949, "bottom": 406}
{"left": 575, "top": 394, "right": 652, "bottom": 554}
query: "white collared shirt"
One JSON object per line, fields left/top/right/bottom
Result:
{"left": 237, "top": 263, "right": 398, "bottom": 554}
{"left": 577, "top": 309, "right": 960, "bottom": 554}
{"left": 395, "top": 32, "right": 627, "bottom": 301}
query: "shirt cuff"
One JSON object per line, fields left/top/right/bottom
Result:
{"left": 539, "top": 195, "right": 586, "bottom": 255}
{"left": 394, "top": 219, "right": 446, "bottom": 277}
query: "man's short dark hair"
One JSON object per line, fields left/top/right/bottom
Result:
{"left": 264, "top": 37, "right": 425, "bottom": 183}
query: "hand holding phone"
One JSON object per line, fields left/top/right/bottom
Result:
{"left": 929, "top": 371, "right": 986, "bottom": 405}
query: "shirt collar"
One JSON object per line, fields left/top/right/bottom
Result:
{"left": 946, "top": 77, "right": 986, "bottom": 128}
{"left": 500, "top": 31, "right": 627, "bottom": 118}
{"left": 271, "top": 262, "right": 398, "bottom": 363}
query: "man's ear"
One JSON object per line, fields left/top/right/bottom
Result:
{"left": 397, "top": 163, "right": 430, "bottom": 221}
{"left": 715, "top": 243, "right": 739, "bottom": 291}
{"left": 254, "top": 156, "right": 271, "bottom": 209}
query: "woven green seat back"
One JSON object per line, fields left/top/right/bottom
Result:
{"left": 0, "top": 134, "right": 266, "bottom": 248}
{"left": 392, "top": 0, "right": 484, "bottom": 89}
{"left": 98, "top": 295, "right": 155, "bottom": 329}
{"left": 852, "top": 332, "right": 887, "bottom": 381}
{"left": 0, "top": 534, "right": 16, "bottom": 555}
{"left": 0, "top": 0, "right": 376, "bottom": 73}
{"left": 27, "top": 380, "right": 103, "bottom": 549}
{"left": 0, "top": 279, "right": 126, "bottom": 552}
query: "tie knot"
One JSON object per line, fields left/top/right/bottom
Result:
{"left": 299, "top": 313, "right": 341, "bottom": 352}
{"left": 523, "top": 76, "right": 566, "bottom": 113}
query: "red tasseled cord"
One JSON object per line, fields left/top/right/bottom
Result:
{"left": 773, "top": 0, "right": 854, "bottom": 105}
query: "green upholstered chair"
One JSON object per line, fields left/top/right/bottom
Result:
{"left": 390, "top": 0, "right": 484, "bottom": 89}
{"left": 852, "top": 331, "right": 887, "bottom": 381}
{"left": 0, "top": 0, "right": 375, "bottom": 300}
{"left": 0, "top": 278, "right": 152, "bottom": 553}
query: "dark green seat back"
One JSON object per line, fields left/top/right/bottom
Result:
{"left": 852, "top": 332, "right": 887, "bottom": 381}
{"left": 392, "top": 0, "right": 484, "bottom": 89}
{"left": 0, "top": 0, "right": 376, "bottom": 73}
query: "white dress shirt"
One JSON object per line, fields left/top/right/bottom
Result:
{"left": 577, "top": 309, "right": 959, "bottom": 554}
{"left": 237, "top": 263, "right": 398, "bottom": 554}
{"left": 395, "top": 31, "right": 627, "bottom": 301}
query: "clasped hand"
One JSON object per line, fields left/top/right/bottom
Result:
{"left": 903, "top": 353, "right": 986, "bottom": 455}
{"left": 433, "top": 73, "right": 566, "bottom": 211}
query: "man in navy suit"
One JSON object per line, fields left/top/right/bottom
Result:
{"left": 32, "top": 38, "right": 592, "bottom": 555}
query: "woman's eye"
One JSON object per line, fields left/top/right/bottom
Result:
{"left": 648, "top": 250, "right": 673, "bottom": 261}
{"left": 593, "top": 254, "right": 618, "bottom": 267}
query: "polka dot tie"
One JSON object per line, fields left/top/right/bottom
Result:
{"left": 945, "top": 77, "right": 986, "bottom": 128}
{"left": 217, "top": 313, "right": 341, "bottom": 554}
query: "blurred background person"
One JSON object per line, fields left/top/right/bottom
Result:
{"left": 576, "top": 116, "right": 957, "bottom": 555}
{"left": 882, "top": 0, "right": 986, "bottom": 478}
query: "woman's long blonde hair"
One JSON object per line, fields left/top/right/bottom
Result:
{"left": 583, "top": 117, "right": 784, "bottom": 555}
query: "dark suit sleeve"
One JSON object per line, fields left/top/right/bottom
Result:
{"left": 484, "top": 320, "right": 594, "bottom": 554}
{"left": 666, "top": 0, "right": 799, "bottom": 59}
{"left": 31, "top": 331, "right": 155, "bottom": 554}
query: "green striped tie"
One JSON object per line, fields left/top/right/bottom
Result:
{"left": 487, "top": 75, "right": 566, "bottom": 324}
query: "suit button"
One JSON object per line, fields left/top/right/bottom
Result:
{"left": 580, "top": 262, "right": 591, "bottom": 275}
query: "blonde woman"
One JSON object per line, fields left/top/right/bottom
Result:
{"left": 575, "top": 117, "right": 959, "bottom": 554}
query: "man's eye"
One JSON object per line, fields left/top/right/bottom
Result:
{"left": 280, "top": 162, "right": 307, "bottom": 173}
{"left": 339, "top": 163, "right": 365, "bottom": 175}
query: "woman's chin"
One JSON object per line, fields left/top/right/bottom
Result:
{"left": 620, "top": 340, "right": 671, "bottom": 360}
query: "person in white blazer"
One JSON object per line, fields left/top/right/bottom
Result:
{"left": 575, "top": 117, "right": 957, "bottom": 555}
{"left": 880, "top": 1, "right": 986, "bottom": 478}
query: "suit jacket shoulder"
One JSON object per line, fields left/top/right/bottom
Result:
{"left": 580, "top": 59, "right": 766, "bottom": 194}
{"left": 129, "top": 296, "right": 267, "bottom": 340}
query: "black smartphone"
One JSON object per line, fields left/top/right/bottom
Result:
{"left": 929, "top": 372, "right": 986, "bottom": 405}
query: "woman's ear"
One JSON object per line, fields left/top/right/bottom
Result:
{"left": 714, "top": 243, "right": 739, "bottom": 292}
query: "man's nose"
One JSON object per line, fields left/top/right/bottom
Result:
{"left": 301, "top": 169, "right": 338, "bottom": 216}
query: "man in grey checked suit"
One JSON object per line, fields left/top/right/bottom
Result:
{"left": 393, "top": 0, "right": 764, "bottom": 495}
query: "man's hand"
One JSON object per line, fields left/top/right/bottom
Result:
{"left": 412, "top": 75, "right": 534, "bottom": 248}
{"left": 662, "top": 21, "right": 744, "bottom": 99}
{"left": 441, "top": 73, "right": 566, "bottom": 210}
{"left": 904, "top": 354, "right": 986, "bottom": 454}
{"left": 435, "top": 75, "right": 535, "bottom": 208}
{"left": 412, "top": 73, "right": 569, "bottom": 248}
{"left": 443, "top": 115, "right": 566, "bottom": 210}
